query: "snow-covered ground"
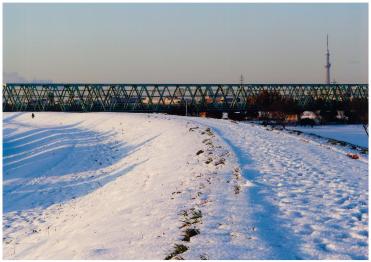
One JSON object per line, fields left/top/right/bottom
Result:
{"left": 3, "top": 112, "right": 368, "bottom": 259}
{"left": 287, "top": 125, "right": 368, "bottom": 148}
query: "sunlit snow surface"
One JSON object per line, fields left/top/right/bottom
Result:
{"left": 3, "top": 113, "right": 368, "bottom": 259}
{"left": 287, "top": 124, "right": 368, "bottom": 148}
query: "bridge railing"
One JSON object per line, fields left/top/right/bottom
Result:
{"left": 3, "top": 83, "right": 368, "bottom": 113}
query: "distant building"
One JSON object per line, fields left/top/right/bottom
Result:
{"left": 301, "top": 111, "right": 317, "bottom": 120}
{"left": 300, "top": 111, "right": 321, "bottom": 125}
{"left": 286, "top": 114, "right": 299, "bottom": 123}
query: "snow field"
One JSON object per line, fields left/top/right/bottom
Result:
{"left": 287, "top": 124, "right": 368, "bottom": 148}
{"left": 3, "top": 112, "right": 244, "bottom": 259}
{"left": 190, "top": 118, "right": 368, "bottom": 259}
{"left": 3, "top": 112, "right": 368, "bottom": 259}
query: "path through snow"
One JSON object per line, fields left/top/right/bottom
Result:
{"left": 190, "top": 117, "right": 368, "bottom": 259}
{"left": 3, "top": 113, "right": 368, "bottom": 259}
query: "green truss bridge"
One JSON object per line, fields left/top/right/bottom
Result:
{"left": 3, "top": 83, "right": 368, "bottom": 113}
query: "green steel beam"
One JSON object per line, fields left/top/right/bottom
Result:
{"left": 2, "top": 83, "right": 368, "bottom": 113}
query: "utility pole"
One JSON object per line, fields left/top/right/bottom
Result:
{"left": 185, "top": 99, "right": 188, "bottom": 117}
{"left": 325, "top": 34, "right": 331, "bottom": 84}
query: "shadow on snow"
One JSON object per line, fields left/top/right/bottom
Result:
{"left": 3, "top": 120, "right": 155, "bottom": 213}
{"left": 211, "top": 125, "right": 305, "bottom": 260}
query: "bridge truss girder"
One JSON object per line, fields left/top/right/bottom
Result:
{"left": 3, "top": 83, "right": 368, "bottom": 113}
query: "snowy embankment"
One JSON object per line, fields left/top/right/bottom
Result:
{"left": 190, "top": 118, "right": 368, "bottom": 259}
{"left": 287, "top": 125, "right": 368, "bottom": 148}
{"left": 3, "top": 112, "right": 368, "bottom": 259}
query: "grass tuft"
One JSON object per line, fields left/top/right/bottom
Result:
{"left": 205, "top": 127, "right": 214, "bottom": 136}
{"left": 234, "top": 184, "right": 241, "bottom": 194}
{"left": 214, "top": 158, "right": 225, "bottom": 166}
{"left": 190, "top": 209, "right": 202, "bottom": 220}
{"left": 181, "top": 228, "right": 200, "bottom": 242}
{"left": 205, "top": 158, "right": 213, "bottom": 164}
{"left": 196, "top": 150, "right": 204, "bottom": 155}
{"left": 165, "top": 244, "right": 189, "bottom": 260}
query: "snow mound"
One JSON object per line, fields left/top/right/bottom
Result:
{"left": 3, "top": 113, "right": 368, "bottom": 259}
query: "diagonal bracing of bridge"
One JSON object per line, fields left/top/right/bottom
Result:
{"left": 2, "top": 83, "right": 368, "bottom": 113}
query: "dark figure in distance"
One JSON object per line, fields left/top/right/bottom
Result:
{"left": 31, "top": 113, "right": 35, "bottom": 119}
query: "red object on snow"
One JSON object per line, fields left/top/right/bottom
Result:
{"left": 346, "top": 153, "right": 359, "bottom": 159}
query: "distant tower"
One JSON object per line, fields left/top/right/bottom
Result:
{"left": 325, "top": 34, "right": 331, "bottom": 84}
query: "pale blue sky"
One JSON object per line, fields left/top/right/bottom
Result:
{"left": 3, "top": 3, "right": 368, "bottom": 84}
